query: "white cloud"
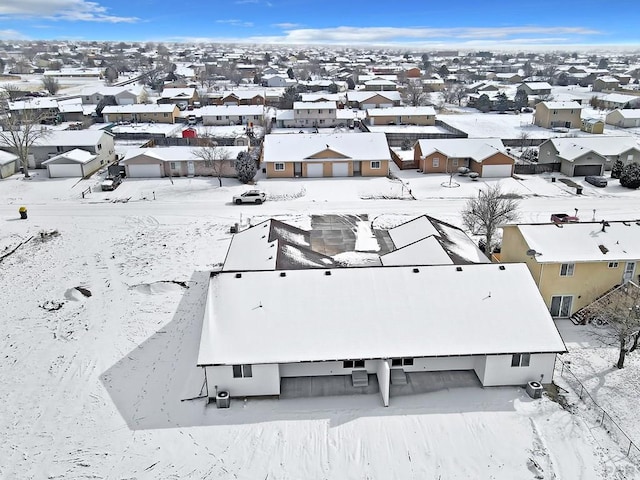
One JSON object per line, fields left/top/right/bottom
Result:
{"left": 0, "top": 0, "right": 138, "bottom": 23}
{"left": 273, "top": 22, "right": 302, "bottom": 29}
{"left": 216, "top": 19, "right": 254, "bottom": 28}
{"left": 0, "top": 29, "right": 28, "bottom": 40}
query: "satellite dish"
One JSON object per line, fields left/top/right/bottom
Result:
{"left": 526, "top": 249, "right": 538, "bottom": 257}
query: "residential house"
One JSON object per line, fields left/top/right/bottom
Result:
{"left": 219, "top": 90, "right": 265, "bottom": 106}
{"left": 537, "top": 137, "right": 640, "bottom": 175}
{"left": 197, "top": 262, "right": 566, "bottom": 406}
{"left": 8, "top": 98, "right": 60, "bottom": 124}
{"left": 533, "top": 101, "right": 582, "bottom": 129}
{"left": 421, "top": 78, "right": 445, "bottom": 92}
{"left": 346, "top": 91, "right": 402, "bottom": 109}
{"left": 598, "top": 93, "right": 639, "bottom": 110}
{"left": 365, "top": 106, "right": 436, "bottom": 126}
{"left": 261, "top": 74, "right": 295, "bottom": 88}
{"left": 41, "top": 148, "right": 102, "bottom": 178}
{"left": 500, "top": 221, "right": 640, "bottom": 318}
{"left": 491, "top": 73, "right": 523, "bottom": 84}
{"left": 261, "top": 132, "right": 390, "bottom": 178}
{"left": 592, "top": 76, "right": 620, "bottom": 92}
{"left": 364, "top": 79, "right": 398, "bottom": 91}
{"left": 199, "top": 105, "right": 264, "bottom": 126}
{"left": 414, "top": 138, "right": 514, "bottom": 178}
{"left": 121, "top": 145, "right": 248, "bottom": 178}
{"left": 606, "top": 109, "right": 640, "bottom": 128}
{"left": 0, "top": 151, "right": 19, "bottom": 179}
{"left": 157, "top": 88, "right": 199, "bottom": 108}
{"left": 517, "top": 82, "right": 552, "bottom": 96}
{"left": 580, "top": 118, "right": 605, "bottom": 134}
{"left": 2, "top": 130, "right": 116, "bottom": 169}
{"left": 80, "top": 85, "right": 144, "bottom": 105}
{"left": 101, "top": 104, "right": 180, "bottom": 124}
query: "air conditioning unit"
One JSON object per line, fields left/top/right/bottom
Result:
{"left": 215, "top": 390, "right": 230, "bottom": 408}
{"left": 526, "top": 381, "right": 543, "bottom": 399}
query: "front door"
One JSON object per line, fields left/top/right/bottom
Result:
{"left": 187, "top": 161, "right": 195, "bottom": 176}
{"left": 623, "top": 262, "right": 636, "bottom": 283}
{"left": 550, "top": 295, "right": 573, "bottom": 317}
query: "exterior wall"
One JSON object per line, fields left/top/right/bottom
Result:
{"left": 294, "top": 108, "right": 337, "bottom": 123}
{"left": 29, "top": 135, "right": 115, "bottom": 168}
{"left": 581, "top": 121, "right": 604, "bottom": 134}
{"left": 560, "top": 152, "right": 605, "bottom": 177}
{"left": 500, "top": 226, "right": 544, "bottom": 284}
{"left": 537, "top": 141, "right": 559, "bottom": 164}
{"left": 405, "top": 356, "right": 476, "bottom": 372}
{"left": 478, "top": 353, "right": 557, "bottom": 386}
{"left": 205, "top": 364, "right": 281, "bottom": 398}
{"left": 375, "top": 360, "right": 391, "bottom": 407}
{"left": 104, "top": 110, "right": 177, "bottom": 124}
{"left": 419, "top": 153, "right": 468, "bottom": 174}
{"left": 123, "top": 155, "right": 165, "bottom": 177}
{"left": 0, "top": 161, "right": 17, "bottom": 179}
{"left": 202, "top": 114, "right": 263, "bottom": 126}
{"left": 469, "top": 152, "right": 514, "bottom": 177}
{"left": 606, "top": 111, "right": 640, "bottom": 128}
{"left": 534, "top": 105, "right": 581, "bottom": 129}
{"left": 265, "top": 162, "right": 295, "bottom": 178}
{"left": 369, "top": 114, "right": 435, "bottom": 126}
{"left": 279, "top": 360, "right": 374, "bottom": 377}
{"left": 361, "top": 159, "right": 388, "bottom": 177}
{"left": 80, "top": 156, "right": 105, "bottom": 177}
{"left": 163, "top": 160, "right": 237, "bottom": 177}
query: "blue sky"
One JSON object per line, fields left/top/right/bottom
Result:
{"left": 0, "top": 0, "right": 637, "bottom": 49}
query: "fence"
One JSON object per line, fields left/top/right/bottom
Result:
{"left": 556, "top": 359, "right": 640, "bottom": 462}
{"left": 514, "top": 163, "right": 560, "bottom": 175}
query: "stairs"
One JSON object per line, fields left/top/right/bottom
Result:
{"left": 390, "top": 368, "right": 408, "bottom": 385}
{"left": 351, "top": 370, "right": 369, "bottom": 387}
{"left": 570, "top": 283, "right": 622, "bottom": 324}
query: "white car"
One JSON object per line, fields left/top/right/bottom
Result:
{"left": 233, "top": 190, "right": 266, "bottom": 205}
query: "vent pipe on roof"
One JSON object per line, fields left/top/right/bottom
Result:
{"left": 601, "top": 220, "right": 610, "bottom": 232}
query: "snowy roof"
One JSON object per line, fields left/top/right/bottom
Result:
{"left": 546, "top": 136, "right": 639, "bottom": 160}
{"left": 600, "top": 93, "right": 638, "bottom": 104}
{"left": 610, "top": 109, "right": 640, "bottom": 119}
{"left": 33, "top": 130, "right": 107, "bottom": 147}
{"left": 389, "top": 215, "right": 439, "bottom": 248}
{"left": 222, "top": 219, "right": 335, "bottom": 271}
{"left": 80, "top": 85, "right": 142, "bottom": 96}
{"left": 121, "top": 145, "right": 247, "bottom": 163}
{"left": 346, "top": 91, "right": 402, "bottom": 102}
{"left": 42, "top": 148, "right": 96, "bottom": 165}
{"left": 539, "top": 101, "right": 582, "bottom": 110}
{"left": 366, "top": 106, "right": 436, "bottom": 117}
{"left": 595, "top": 76, "right": 620, "bottom": 83}
{"left": 262, "top": 132, "right": 390, "bottom": 163}
{"left": 159, "top": 88, "right": 196, "bottom": 99}
{"left": 301, "top": 93, "right": 343, "bottom": 102}
{"left": 520, "top": 82, "right": 552, "bottom": 90}
{"left": 293, "top": 101, "right": 337, "bottom": 110}
{"left": 222, "top": 90, "right": 265, "bottom": 99}
{"left": 416, "top": 138, "right": 506, "bottom": 162}
{"left": 102, "top": 104, "right": 177, "bottom": 114}
{"left": 0, "top": 150, "right": 18, "bottom": 165}
{"left": 199, "top": 105, "right": 264, "bottom": 116}
{"left": 9, "top": 98, "right": 59, "bottom": 111}
{"left": 198, "top": 263, "right": 566, "bottom": 366}
{"left": 510, "top": 221, "right": 640, "bottom": 263}
{"left": 381, "top": 237, "right": 454, "bottom": 266}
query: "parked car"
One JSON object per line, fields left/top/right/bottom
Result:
{"left": 550, "top": 213, "right": 579, "bottom": 223}
{"left": 585, "top": 175, "right": 608, "bottom": 187}
{"left": 101, "top": 175, "right": 122, "bottom": 191}
{"left": 233, "top": 190, "right": 266, "bottom": 205}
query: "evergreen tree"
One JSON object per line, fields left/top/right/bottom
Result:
{"left": 495, "top": 92, "right": 509, "bottom": 113}
{"left": 620, "top": 163, "right": 640, "bottom": 189}
{"left": 514, "top": 89, "right": 529, "bottom": 111}
{"left": 286, "top": 67, "right": 295, "bottom": 79}
{"left": 235, "top": 150, "right": 258, "bottom": 184}
{"left": 611, "top": 159, "right": 624, "bottom": 179}
{"left": 476, "top": 94, "right": 491, "bottom": 113}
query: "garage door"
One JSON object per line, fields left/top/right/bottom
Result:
{"left": 47, "top": 163, "right": 82, "bottom": 178}
{"left": 127, "top": 163, "right": 162, "bottom": 178}
{"left": 574, "top": 164, "right": 602, "bottom": 176}
{"left": 481, "top": 164, "right": 513, "bottom": 178}
{"left": 332, "top": 163, "right": 349, "bottom": 177}
{"left": 306, "top": 163, "right": 324, "bottom": 178}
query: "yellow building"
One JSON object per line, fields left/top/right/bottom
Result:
{"left": 501, "top": 221, "right": 640, "bottom": 319}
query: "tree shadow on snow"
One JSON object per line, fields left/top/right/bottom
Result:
{"left": 101, "top": 270, "right": 521, "bottom": 431}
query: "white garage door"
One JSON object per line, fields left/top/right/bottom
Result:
{"left": 119, "top": 98, "right": 135, "bottom": 105}
{"left": 47, "top": 163, "right": 82, "bottom": 178}
{"left": 306, "top": 163, "right": 324, "bottom": 178}
{"left": 332, "top": 163, "right": 349, "bottom": 177}
{"left": 127, "top": 163, "right": 162, "bottom": 178}
{"left": 362, "top": 103, "right": 376, "bottom": 110}
{"left": 481, "top": 164, "right": 513, "bottom": 178}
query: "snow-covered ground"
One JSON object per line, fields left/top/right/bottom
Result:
{"left": 2, "top": 167, "right": 640, "bottom": 479}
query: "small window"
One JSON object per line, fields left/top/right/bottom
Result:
{"left": 170, "top": 162, "right": 177, "bottom": 169}
{"left": 164, "top": 113, "right": 169, "bottom": 117}
{"left": 319, "top": 109, "right": 323, "bottom": 113}
{"left": 432, "top": 157, "right": 440, "bottom": 168}
{"left": 609, "top": 262, "right": 619, "bottom": 268}
{"left": 511, "top": 353, "right": 531, "bottom": 367}
{"left": 403, "top": 358, "right": 414, "bottom": 366}
{"left": 354, "top": 360, "right": 365, "bottom": 368}
{"left": 232, "top": 364, "right": 252, "bottom": 378}
{"left": 560, "top": 263, "right": 575, "bottom": 276}
{"left": 371, "top": 161, "right": 381, "bottom": 169}
{"left": 274, "top": 162, "right": 285, "bottom": 171}
{"left": 628, "top": 154, "right": 634, "bottom": 162}
{"left": 452, "top": 159, "right": 459, "bottom": 167}
{"left": 97, "top": 143, "right": 102, "bottom": 150}
{"left": 391, "top": 358, "right": 402, "bottom": 367}
{"left": 343, "top": 360, "right": 354, "bottom": 369}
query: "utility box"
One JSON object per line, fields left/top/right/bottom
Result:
{"left": 526, "top": 381, "right": 543, "bottom": 399}
{"left": 216, "top": 391, "right": 230, "bottom": 408}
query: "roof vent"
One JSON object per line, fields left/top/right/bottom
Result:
{"left": 325, "top": 270, "right": 332, "bottom": 276}
{"left": 456, "top": 266, "right": 463, "bottom": 272}
{"left": 413, "top": 268, "right": 420, "bottom": 273}
{"left": 235, "top": 273, "right": 242, "bottom": 278}
{"left": 499, "top": 265, "right": 506, "bottom": 270}
{"left": 280, "top": 272, "right": 287, "bottom": 277}
{"left": 601, "top": 220, "right": 610, "bottom": 232}
{"left": 599, "top": 244, "right": 609, "bottom": 254}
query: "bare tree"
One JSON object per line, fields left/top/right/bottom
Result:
{"left": 519, "top": 131, "right": 530, "bottom": 152}
{"left": 193, "top": 138, "right": 231, "bottom": 187}
{"left": 41, "top": 76, "right": 60, "bottom": 95}
{"left": 586, "top": 282, "right": 640, "bottom": 369}
{"left": 402, "top": 80, "right": 427, "bottom": 106}
{"left": 462, "top": 184, "right": 520, "bottom": 254}
{"left": 2, "top": 83, "right": 24, "bottom": 101}
{"left": 0, "top": 93, "right": 51, "bottom": 178}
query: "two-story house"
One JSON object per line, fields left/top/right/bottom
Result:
{"left": 366, "top": 106, "right": 436, "bottom": 126}
{"left": 534, "top": 101, "right": 582, "bottom": 129}
{"left": 200, "top": 105, "right": 265, "bottom": 126}
{"left": 501, "top": 221, "right": 640, "bottom": 319}
{"left": 101, "top": 104, "right": 180, "bottom": 124}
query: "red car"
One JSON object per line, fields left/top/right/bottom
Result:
{"left": 550, "top": 213, "right": 579, "bottom": 223}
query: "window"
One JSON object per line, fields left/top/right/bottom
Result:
{"left": 343, "top": 360, "right": 365, "bottom": 369}
{"left": 553, "top": 110, "right": 558, "bottom": 114}
{"left": 628, "top": 154, "right": 634, "bottom": 162}
{"left": 560, "top": 263, "right": 575, "bottom": 276}
{"left": 432, "top": 157, "right": 440, "bottom": 168}
{"left": 452, "top": 159, "right": 459, "bottom": 167}
{"left": 274, "top": 163, "right": 285, "bottom": 171}
{"left": 163, "top": 113, "right": 169, "bottom": 117}
{"left": 319, "top": 119, "right": 325, "bottom": 124}
{"left": 319, "top": 109, "right": 323, "bottom": 113}
{"left": 550, "top": 295, "right": 573, "bottom": 317}
{"left": 97, "top": 143, "right": 102, "bottom": 150}
{"left": 371, "top": 161, "right": 381, "bottom": 169}
{"left": 232, "top": 364, "right": 252, "bottom": 378}
{"left": 608, "top": 262, "right": 619, "bottom": 268}
{"left": 511, "top": 353, "right": 531, "bottom": 367}
{"left": 392, "top": 358, "right": 414, "bottom": 367}
{"left": 170, "top": 162, "right": 177, "bottom": 170}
